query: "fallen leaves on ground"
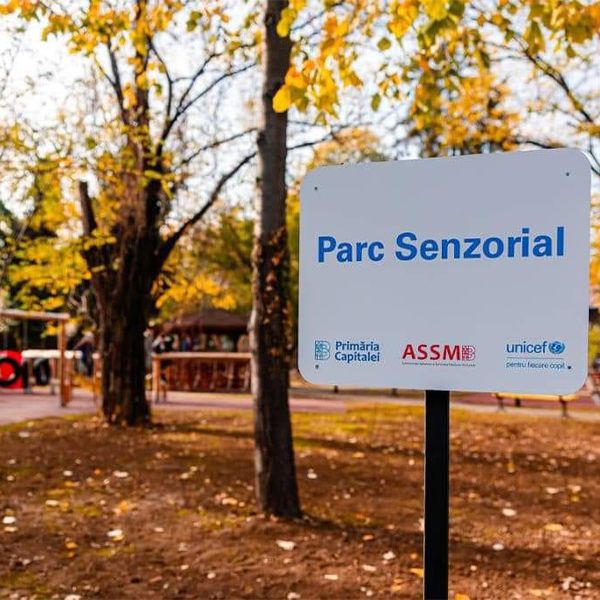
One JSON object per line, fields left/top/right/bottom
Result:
{"left": 0, "top": 406, "right": 598, "bottom": 598}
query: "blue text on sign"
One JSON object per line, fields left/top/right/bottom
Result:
{"left": 316, "top": 227, "right": 565, "bottom": 264}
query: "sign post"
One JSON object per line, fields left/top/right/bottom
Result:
{"left": 424, "top": 390, "right": 449, "bottom": 599}
{"left": 298, "top": 149, "right": 590, "bottom": 598}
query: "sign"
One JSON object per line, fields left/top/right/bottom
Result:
{"left": 298, "top": 149, "right": 590, "bottom": 394}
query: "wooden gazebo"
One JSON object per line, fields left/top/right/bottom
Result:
{"left": 153, "top": 308, "right": 251, "bottom": 400}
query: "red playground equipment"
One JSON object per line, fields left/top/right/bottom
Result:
{"left": 0, "top": 309, "right": 70, "bottom": 405}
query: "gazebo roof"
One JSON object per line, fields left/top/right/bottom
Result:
{"left": 162, "top": 308, "right": 249, "bottom": 335}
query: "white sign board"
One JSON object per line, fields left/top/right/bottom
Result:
{"left": 298, "top": 149, "right": 590, "bottom": 394}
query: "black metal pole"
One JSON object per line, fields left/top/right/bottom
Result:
{"left": 423, "top": 389, "right": 450, "bottom": 599}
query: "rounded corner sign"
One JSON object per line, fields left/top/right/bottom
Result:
{"left": 298, "top": 149, "right": 591, "bottom": 395}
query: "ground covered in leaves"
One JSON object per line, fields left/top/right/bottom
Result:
{"left": 1, "top": 405, "right": 599, "bottom": 599}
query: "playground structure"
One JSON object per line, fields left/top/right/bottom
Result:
{"left": 0, "top": 309, "right": 71, "bottom": 406}
{"left": 0, "top": 307, "right": 253, "bottom": 407}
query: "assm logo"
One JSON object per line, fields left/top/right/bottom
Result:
{"left": 402, "top": 343, "right": 476, "bottom": 362}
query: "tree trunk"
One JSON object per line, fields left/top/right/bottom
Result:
{"left": 79, "top": 181, "right": 154, "bottom": 427}
{"left": 98, "top": 284, "right": 151, "bottom": 426}
{"left": 249, "top": 0, "right": 301, "bottom": 518}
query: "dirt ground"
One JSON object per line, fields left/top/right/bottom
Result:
{"left": 1, "top": 404, "right": 599, "bottom": 599}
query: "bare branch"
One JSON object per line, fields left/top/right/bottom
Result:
{"left": 174, "top": 43, "right": 254, "bottom": 109}
{"left": 177, "top": 128, "right": 257, "bottom": 168}
{"left": 149, "top": 39, "right": 175, "bottom": 148}
{"left": 510, "top": 137, "right": 562, "bottom": 150}
{"left": 588, "top": 147, "right": 600, "bottom": 175}
{"left": 161, "top": 63, "right": 256, "bottom": 143}
{"left": 78, "top": 181, "right": 111, "bottom": 274}
{"left": 78, "top": 181, "right": 97, "bottom": 236}
{"left": 287, "top": 129, "right": 343, "bottom": 152}
{"left": 514, "top": 138, "right": 600, "bottom": 176}
{"left": 156, "top": 151, "right": 256, "bottom": 272}
{"left": 105, "top": 43, "right": 127, "bottom": 123}
{"left": 513, "top": 34, "right": 597, "bottom": 125}
{"left": 177, "top": 51, "right": 223, "bottom": 109}
{"left": 291, "top": 1, "right": 343, "bottom": 32}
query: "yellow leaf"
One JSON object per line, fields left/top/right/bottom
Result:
{"left": 455, "top": 594, "right": 471, "bottom": 600}
{"left": 276, "top": 7, "right": 296, "bottom": 37}
{"left": 273, "top": 85, "right": 292, "bottom": 112}
{"left": 114, "top": 500, "right": 136, "bottom": 515}
{"left": 409, "top": 568, "right": 424, "bottom": 578}
{"left": 285, "top": 67, "right": 307, "bottom": 91}
{"left": 324, "top": 15, "right": 338, "bottom": 36}
{"left": 378, "top": 36, "right": 392, "bottom": 50}
{"left": 389, "top": 2, "right": 418, "bottom": 38}
{"left": 422, "top": 0, "right": 448, "bottom": 21}
{"left": 524, "top": 20, "right": 545, "bottom": 54}
{"left": 123, "top": 83, "right": 137, "bottom": 109}
{"left": 543, "top": 523, "right": 563, "bottom": 532}
{"left": 371, "top": 93, "right": 382, "bottom": 111}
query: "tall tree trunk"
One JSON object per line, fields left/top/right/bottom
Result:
{"left": 97, "top": 278, "right": 151, "bottom": 426}
{"left": 250, "top": 0, "right": 301, "bottom": 518}
{"left": 79, "top": 181, "right": 154, "bottom": 427}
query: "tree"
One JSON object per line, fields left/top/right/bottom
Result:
{"left": 7, "top": 163, "right": 91, "bottom": 319}
{"left": 250, "top": 0, "right": 301, "bottom": 517}
{"left": 255, "top": 0, "right": 599, "bottom": 517}
{"left": 270, "top": 1, "right": 598, "bottom": 164}
{"left": 1, "top": 1, "right": 257, "bottom": 425}
{"left": 156, "top": 208, "right": 253, "bottom": 320}
{"left": 250, "top": 0, "right": 388, "bottom": 517}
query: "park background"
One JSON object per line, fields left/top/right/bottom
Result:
{"left": 0, "top": 1, "right": 599, "bottom": 598}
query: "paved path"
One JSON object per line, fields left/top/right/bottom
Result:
{"left": 0, "top": 389, "right": 97, "bottom": 425}
{"left": 0, "top": 388, "right": 346, "bottom": 426}
{"left": 1, "top": 386, "right": 599, "bottom": 426}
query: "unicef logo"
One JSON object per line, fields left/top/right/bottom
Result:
{"left": 548, "top": 341, "right": 566, "bottom": 354}
{"left": 314, "top": 340, "right": 331, "bottom": 361}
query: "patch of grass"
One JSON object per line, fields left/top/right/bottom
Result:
{"left": 0, "top": 570, "right": 49, "bottom": 596}
{"left": 73, "top": 503, "right": 101, "bottom": 518}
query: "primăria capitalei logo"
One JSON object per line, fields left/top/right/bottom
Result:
{"left": 314, "top": 340, "right": 331, "bottom": 361}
